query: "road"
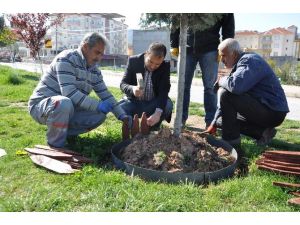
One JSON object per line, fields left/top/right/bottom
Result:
{"left": 2, "top": 62, "right": 300, "bottom": 121}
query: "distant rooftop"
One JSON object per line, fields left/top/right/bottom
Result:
{"left": 236, "top": 30, "right": 260, "bottom": 35}
{"left": 263, "top": 27, "right": 294, "bottom": 35}
{"left": 52, "top": 13, "right": 125, "bottom": 19}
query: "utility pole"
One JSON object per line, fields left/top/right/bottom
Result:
{"left": 55, "top": 23, "right": 58, "bottom": 54}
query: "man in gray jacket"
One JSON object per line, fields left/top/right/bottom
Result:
{"left": 28, "top": 32, "right": 129, "bottom": 148}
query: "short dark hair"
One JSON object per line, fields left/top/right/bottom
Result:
{"left": 147, "top": 42, "right": 167, "bottom": 58}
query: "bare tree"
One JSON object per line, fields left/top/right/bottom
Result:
{"left": 142, "top": 13, "right": 222, "bottom": 136}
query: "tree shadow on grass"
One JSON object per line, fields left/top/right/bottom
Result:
{"left": 269, "top": 139, "right": 300, "bottom": 151}
{"left": 22, "top": 74, "right": 39, "bottom": 81}
{"left": 66, "top": 133, "right": 121, "bottom": 168}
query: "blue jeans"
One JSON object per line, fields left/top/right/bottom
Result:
{"left": 29, "top": 96, "right": 106, "bottom": 148}
{"left": 119, "top": 97, "right": 173, "bottom": 125}
{"left": 183, "top": 50, "right": 218, "bottom": 125}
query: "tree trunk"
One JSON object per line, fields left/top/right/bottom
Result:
{"left": 36, "top": 52, "right": 44, "bottom": 76}
{"left": 173, "top": 14, "right": 188, "bottom": 137}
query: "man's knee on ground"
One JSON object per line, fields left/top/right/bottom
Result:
{"left": 165, "top": 99, "right": 173, "bottom": 115}
{"left": 219, "top": 89, "right": 232, "bottom": 105}
{"left": 164, "top": 99, "right": 173, "bottom": 123}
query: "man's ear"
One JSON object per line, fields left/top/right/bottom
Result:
{"left": 82, "top": 43, "right": 89, "bottom": 53}
{"left": 233, "top": 51, "right": 239, "bottom": 63}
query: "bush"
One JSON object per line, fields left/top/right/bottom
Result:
{"left": 267, "top": 59, "right": 300, "bottom": 85}
{"left": 6, "top": 73, "right": 24, "bottom": 85}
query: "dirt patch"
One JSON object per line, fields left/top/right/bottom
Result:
{"left": 9, "top": 102, "right": 27, "bottom": 108}
{"left": 163, "top": 114, "right": 206, "bottom": 130}
{"left": 286, "top": 129, "right": 300, "bottom": 133}
{"left": 121, "top": 128, "right": 235, "bottom": 173}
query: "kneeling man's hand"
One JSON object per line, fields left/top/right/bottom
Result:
{"left": 118, "top": 114, "right": 133, "bottom": 129}
{"left": 133, "top": 86, "right": 144, "bottom": 98}
{"left": 97, "top": 100, "right": 114, "bottom": 114}
{"left": 147, "top": 110, "right": 162, "bottom": 127}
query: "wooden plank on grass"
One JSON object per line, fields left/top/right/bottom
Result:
{"left": 273, "top": 181, "right": 300, "bottom": 189}
{"left": 258, "top": 165, "right": 300, "bottom": 176}
{"left": 288, "top": 197, "right": 300, "bottom": 206}
{"left": 25, "top": 148, "right": 73, "bottom": 159}
{"left": 265, "top": 150, "right": 300, "bottom": 157}
{"left": 257, "top": 158, "right": 300, "bottom": 167}
{"left": 35, "top": 145, "right": 82, "bottom": 156}
{"left": 30, "top": 154, "right": 77, "bottom": 174}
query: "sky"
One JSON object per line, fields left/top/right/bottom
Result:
{"left": 2, "top": 0, "right": 300, "bottom": 33}
{"left": 122, "top": 13, "right": 300, "bottom": 32}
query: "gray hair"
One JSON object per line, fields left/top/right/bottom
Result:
{"left": 218, "top": 38, "right": 243, "bottom": 55}
{"left": 80, "top": 32, "right": 108, "bottom": 48}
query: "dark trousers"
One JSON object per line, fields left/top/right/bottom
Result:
{"left": 119, "top": 97, "right": 173, "bottom": 123}
{"left": 220, "top": 90, "right": 287, "bottom": 141}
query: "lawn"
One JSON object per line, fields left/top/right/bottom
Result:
{"left": 0, "top": 65, "right": 300, "bottom": 212}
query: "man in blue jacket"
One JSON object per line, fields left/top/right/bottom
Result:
{"left": 216, "top": 38, "right": 289, "bottom": 150}
{"left": 119, "top": 42, "right": 173, "bottom": 129}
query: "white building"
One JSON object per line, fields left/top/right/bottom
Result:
{"left": 235, "top": 30, "right": 260, "bottom": 51}
{"left": 262, "top": 27, "right": 295, "bottom": 57}
{"left": 49, "top": 13, "right": 128, "bottom": 55}
{"left": 235, "top": 26, "right": 297, "bottom": 58}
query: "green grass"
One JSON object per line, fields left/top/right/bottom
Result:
{"left": 0, "top": 65, "right": 300, "bottom": 212}
{"left": 100, "top": 66, "right": 125, "bottom": 73}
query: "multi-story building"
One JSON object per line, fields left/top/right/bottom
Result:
{"left": 235, "top": 26, "right": 297, "bottom": 58}
{"left": 262, "top": 27, "right": 295, "bottom": 57}
{"left": 235, "top": 30, "right": 260, "bottom": 51}
{"left": 127, "top": 29, "right": 177, "bottom": 71}
{"left": 127, "top": 29, "right": 170, "bottom": 58}
{"left": 50, "top": 13, "right": 128, "bottom": 55}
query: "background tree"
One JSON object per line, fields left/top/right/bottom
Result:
{"left": 142, "top": 13, "right": 222, "bottom": 136}
{"left": 0, "top": 16, "right": 4, "bottom": 30}
{"left": 7, "top": 13, "right": 63, "bottom": 62}
{"left": 0, "top": 15, "right": 16, "bottom": 47}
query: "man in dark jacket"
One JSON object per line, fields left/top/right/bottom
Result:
{"left": 119, "top": 42, "right": 173, "bottom": 128}
{"left": 216, "top": 38, "right": 289, "bottom": 149}
{"left": 170, "top": 13, "right": 235, "bottom": 127}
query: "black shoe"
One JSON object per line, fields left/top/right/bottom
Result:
{"left": 256, "top": 128, "right": 277, "bottom": 146}
{"left": 224, "top": 137, "right": 241, "bottom": 149}
{"left": 66, "top": 135, "right": 78, "bottom": 146}
{"left": 235, "top": 156, "right": 249, "bottom": 176}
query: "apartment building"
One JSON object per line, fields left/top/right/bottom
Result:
{"left": 235, "top": 26, "right": 297, "bottom": 58}
{"left": 235, "top": 30, "right": 260, "bottom": 50}
{"left": 127, "top": 29, "right": 171, "bottom": 58}
{"left": 128, "top": 29, "right": 177, "bottom": 71}
{"left": 49, "top": 13, "right": 128, "bottom": 55}
{"left": 263, "top": 27, "right": 295, "bottom": 57}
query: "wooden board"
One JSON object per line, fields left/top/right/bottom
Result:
{"left": 288, "top": 197, "right": 300, "bottom": 206}
{"left": 30, "top": 154, "right": 77, "bottom": 174}
{"left": 273, "top": 181, "right": 300, "bottom": 189}
{"left": 258, "top": 165, "right": 300, "bottom": 176}
{"left": 25, "top": 148, "right": 73, "bottom": 159}
{"left": 35, "top": 145, "right": 82, "bottom": 156}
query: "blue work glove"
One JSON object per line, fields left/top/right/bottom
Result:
{"left": 97, "top": 100, "right": 114, "bottom": 114}
{"left": 118, "top": 114, "right": 133, "bottom": 129}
